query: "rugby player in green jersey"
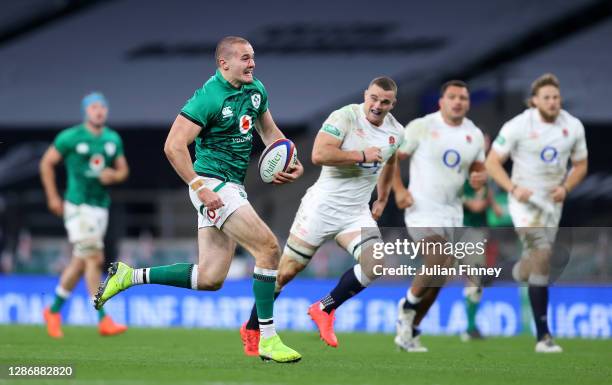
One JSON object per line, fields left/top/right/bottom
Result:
{"left": 40, "top": 92, "right": 129, "bottom": 338}
{"left": 94, "top": 36, "right": 303, "bottom": 363}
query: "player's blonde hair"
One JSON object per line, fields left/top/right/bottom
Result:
{"left": 215, "top": 36, "right": 251, "bottom": 67}
{"left": 528, "top": 73, "right": 560, "bottom": 107}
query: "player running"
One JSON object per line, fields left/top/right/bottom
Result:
{"left": 93, "top": 36, "right": 303, "bottom": 363}
{"left": 486, "top": 73, "right": 588, "bottom": 353}
{"left": 393, "top": 80, "right": 486, "bottom": 352}
{"left": 240, "top": 77, "right": 403, "bottom": 354}
{"left": 39, "top": 92, "right": 129, "bottom": 338}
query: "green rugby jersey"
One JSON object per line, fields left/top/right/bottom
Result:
{"left": 180, "top": 70, "right": 269, "bottom": 184}
{"left": 463, "top": 180, "right": 488, "bottom": 227}
{"left": 53, "top": 125, "right": 124, "bottom": 208}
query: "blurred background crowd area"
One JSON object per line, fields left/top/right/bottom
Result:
{"left": 1, "top": 0, "right": 611, "bottom": 280}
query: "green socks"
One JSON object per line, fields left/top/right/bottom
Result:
{"left": 133, "top": 263, "right": 198, "bottom": 289}
{"left": 50, "top": 286, "right": 70, "bottom": 313}
{"left": 97, "top": 304, "right": 106, "bottom": 321}
{"left": 253, "top": 267, "right": 277, "bottom": 338}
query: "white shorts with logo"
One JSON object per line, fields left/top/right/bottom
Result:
{"left": 63, "top": 201, "right": 108, "bottom": 251}
{"left": 188, "top": 177, "right": 249, "bottom": 229}
{"left": 289, "top": 190, "right": 378, "bottom": 248}
{"left": 508, "top": 195, "right": 562, "bottom": 250}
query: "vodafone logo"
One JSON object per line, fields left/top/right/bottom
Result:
{"left": 239, "top": 115, "right": 252, "bottom": 134}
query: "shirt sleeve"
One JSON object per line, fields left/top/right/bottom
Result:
{"left": 571, "top": 120, "right": 588, "bottom": 162}
{"left": 180, "top": 88, "right": 214, "bottom": 128}
{"left": 491, "top": 120, "right": 519, "bottom": 157}
{"left": 114, "top": 133, "right": 125, "bottom": 158}
{"left": 398, "top": 118, "right": 425, "bottom": 155}
{"left": 475, "top": 130, "right": 486, "bottom": 162}
{"left": 256, "top": 80, "right": 269, "bottom": 114}
{"left": 53, "top": 130, "right": 72, "bottom": 156}
{"left": 320, "top": 108, "right": 351, "bottom": 141}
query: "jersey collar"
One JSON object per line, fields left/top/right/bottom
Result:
{"left": 214, "top": 69, "right": 243, "bottom": 91}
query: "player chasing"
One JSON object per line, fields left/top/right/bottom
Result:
{"left": 393, "top": 80, "right": 487, "bottom": 352}
{"left": 240, "top": 77, "right": 403, "bottom": 354}
{"left": 93, "top": 36, "right": 303, "bottom": 363}
{"left": 460, "top": 134, "right": 498, "bottom": 341}
{"left": 486, "top": 73, "right": 588, "bottom": 353}
{"left": 39, "top": 92, "right": 129, "bottom": 338}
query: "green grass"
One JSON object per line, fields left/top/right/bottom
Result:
{"left": 1, "top": 325, "right": 610, "bottom": 385}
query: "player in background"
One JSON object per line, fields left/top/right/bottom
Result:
{"left": 486, "top": 73, "right": 588, "bottom": 353}
{"left": 93, "top": 36, "right": 303, "bottom": 363}
{"left": 393, "top": 80, "right": 486, "bottom": 352}
{"left": 240, "top": 77, "right": 403, "bottom": 354}
{"left": 460, "top": 135, "right": 500, "bottom": 341}
{"left": 39, "top": 92, "right": 129, "bottom": 338}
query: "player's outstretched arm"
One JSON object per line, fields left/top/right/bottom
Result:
{"left": 391, "top": 157, "right": 413, "bottom": 210}
{"left": 311, "top": 131, "right": 381, "bottom": 166}
{"left": 255, "top": 110, "right": 285, "bottom": 145}
{"left": 372, "top": 153, "right": 397, "bottom": 220}
{"left": 164, "top": 114, "right": 202, "bottom": 184}
{"left": 99, "top": 155, "right": 129, "bottom": 185}
{"left": 165, "top": 114, "right": 224, "bottom": 210}
{"left": 486, "top": 149, "right": 531, "bottom": 202}
{"left": 39, "top": 146, "right": 64, "bottom": 217}
{"left": 551, "top": 158, "right": 588, "bottom": 202}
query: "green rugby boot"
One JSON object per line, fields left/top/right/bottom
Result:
{"left": 94, "top": 262, "right": 133, "bottom": 310}
{"left": 259, "top": 334, "right": 302, "bottom": 363}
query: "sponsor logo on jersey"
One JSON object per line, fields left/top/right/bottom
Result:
{"left": 431, "top": 131, "right": 440, "bottom": 140}
{"left": 89, "top": 154, "right": 105, "bottom": 173}
{"left": 529, "top": 131, "right": 539, "bottom": 139}
{"left": 251, "top": 93, "right": 261, "bottom": 109}
{"left": 76, "top": 143, "right": 89, "bottom": 154}
{"left": 239, "top": 115, "right": 253, "bottom": 134}
{"left": 322, "top": 124, "right": 341, "bottom": 138}
{"left": 222, "top": 106, "right": 233, "bottom": 118}
{"left": 104, "top": 142, "right": 116, "bottom": 157}
{"left": 232, "top": 134, "right": 252, "bottom": 143}
{"left": 442, "top": 149, "right": 461, "bottom": 169}
{"left": 540, "top": 146, "right": 558, "bottom": 163}
{"left": 388, "top": 136, "right": 396, "bottom": 145}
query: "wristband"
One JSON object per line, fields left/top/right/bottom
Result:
{"left": 189, "top": 176, "right": 205, "bottom": 191}
{"left": 361, "top": 151, "right": 366, "bottom": 163}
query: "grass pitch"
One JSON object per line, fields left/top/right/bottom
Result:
{"left": 1, "top": 325, "right": 610, "bottom": 385}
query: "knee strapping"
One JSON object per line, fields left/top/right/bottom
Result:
{"left": 283, "top": 240, "right": 315, "bottom": 265}
{"left": 346, "top": 234, "right": 382, "bottom": 261}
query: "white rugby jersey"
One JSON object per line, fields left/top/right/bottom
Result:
{"left": 399, "top": 111, "right": 485, "bottom": 216}
{"left": 492, "top": 108, "right": 588, "bottom": 193}
{"left": 310, "top": 103, "right": 404, "bottom": 209}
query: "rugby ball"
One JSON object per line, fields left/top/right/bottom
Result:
{"left": 258, "top": 138, "right": 298, "bottom": 183}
